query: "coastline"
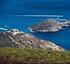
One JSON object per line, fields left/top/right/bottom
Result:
{"left": 0, "top": 29, "right": 65, "bottom": 51}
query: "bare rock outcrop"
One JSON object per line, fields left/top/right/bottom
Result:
{"left": 0, "top": 29, "right": 64, "bottom": 51}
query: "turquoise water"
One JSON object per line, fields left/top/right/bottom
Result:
{"left": 0, "top": 15, "right": 70, "bottom": 50}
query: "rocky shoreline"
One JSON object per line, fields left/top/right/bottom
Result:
{"left": 0, "top": 29, "right": 64, "bottom": 51}
{"left": 29, "top": 19, "right": 70, "bottom": 32}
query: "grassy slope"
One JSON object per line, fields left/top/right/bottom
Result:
{"left": 0, "top": 48, "right": 70, "bottom": 64}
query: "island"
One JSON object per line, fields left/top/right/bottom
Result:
{"left": 29, "top": 19, "right": 70, "bottom": 32}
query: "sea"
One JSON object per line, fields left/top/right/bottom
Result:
{"left": 0, "top": 0, "right": 70, "bottom": 50}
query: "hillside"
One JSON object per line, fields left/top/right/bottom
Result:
{"left": 0, "top": 29, "right": 70, "bottom": 64}
{"left": 0, "top": 48, "right": 70, "bottom": 64}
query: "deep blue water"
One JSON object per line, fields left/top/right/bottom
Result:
{"left": 0, "top": 0, "right": 70, "bottom": 16}
{"left": 0, "top": 15, "right": 70, "bottom": 50}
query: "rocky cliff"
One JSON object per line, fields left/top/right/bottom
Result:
{"left": 0, "top": 29, "right": 64, "bottom": 51}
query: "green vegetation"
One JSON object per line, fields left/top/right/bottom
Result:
{"left": 0, "top": 48, "right": 70, "bottom": 64}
